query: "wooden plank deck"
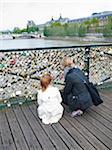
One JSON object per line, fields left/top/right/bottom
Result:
{"left": 0, "top": 89, "right": 112, "bottom": 150}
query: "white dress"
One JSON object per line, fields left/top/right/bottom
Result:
{"left": 37, "top": 85, "right": 64, "bottom": 124}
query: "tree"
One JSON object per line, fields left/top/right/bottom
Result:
{"left": 44, "top": 26, "right": 51, "bottom": 36}
{"left": 84, "top": 18, "right": 99, "bottom": 33}
{"left": 77, "top": 23, "right": 87, "bottom": 37}
{"left": 51, "top": 22, "right": 62, "bottom": 27}
{"left": 27, "top": 26, "right": 39, "bottom": 33}
{"left": 65, "top": 23, "right": 79, "bottom": 36}
{"left": 44, "top": 23, "right": 66, "bottom": 36}
{"left": 84, "top": 20, "right": 91, "bottom": 31}
{"left": 90, "top": 18, "right": 99, "bottom": 27}
{"left": 21, "top": 28, "right": 27, "bottom": 33}
{"left": 103, "top": 16, "right": 112, "bottom": 37}
{"left": 13, "top": 27, "right": 21, "bottom": 34}
{"left": 90, "top": 18, "right": 99, "bottom": 32}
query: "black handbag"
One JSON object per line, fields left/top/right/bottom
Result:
{"left": 73, "top": 72, "right": 103, "bottom": 106}
{"left": 84, "top": 82, "right": 103, "bottom": 106}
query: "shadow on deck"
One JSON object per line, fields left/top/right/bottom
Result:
{"left": 0, "top": 89, "right": 112, "bottom": 150}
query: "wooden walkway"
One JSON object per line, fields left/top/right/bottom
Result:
{"left": 0, "top": 89, "right": 112, "bottom": 150}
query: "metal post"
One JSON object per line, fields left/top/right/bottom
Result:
{"left": 84, "top": 47, "right": 90, "bottom": 80}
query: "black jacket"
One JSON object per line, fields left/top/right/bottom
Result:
{"left": 63, "top": 68, "right": 92, "bottom": 111}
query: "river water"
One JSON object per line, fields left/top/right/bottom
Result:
{"left": 0, "top": 39, "right": 76, "bottom": 49}
{"left": 0, "top": 38, "right": 88, "bottom": 50}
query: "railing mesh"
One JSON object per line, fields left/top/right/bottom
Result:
{"left": 0, "top": 45, "right": 112, "bottom": 107}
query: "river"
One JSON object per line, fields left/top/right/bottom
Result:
{"left": 0, "top": 39, "right": 76, "bottom": 49}
{"left": 0, "top": 38, "right": 91, "bottom": 50}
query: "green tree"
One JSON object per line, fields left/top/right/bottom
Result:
{"left": 21, "top": 28, "right": 27, "bottom": 33}
{"left": 44, "top": 23, "right": 66, "bottom": 36}
{"left": 13, "top": 27, "right": 21, "bottom": 34}
{"left": 90, "top": 18, "right": 99, "bottom": 26}
{"left": 84, "top": 18, "right": 99, "bottom": 33}
{"left": 43, "top": 22, "right": 88, "bottom": 37}
{"left": 90, "top": 18, "right": 99, "bottom": 32}
{"left": 51, "top": 22, "right": 62, "bottom": 27}
{"left": 65, "top": 23, "right": 79, "bottom": 36}
{"left": 44, "top": 26, "right": 50, "bottom": 36}
{"left": 103, "top": 16, "right": 112, "bottom": 37}
{"left": 84, "top": 20, "right": 91, "bottom": 31}
{"left": 27, "top": 26, "right": 39, "bottom": 33}
{"left": 77, "top": 23, "right": 87, "bottom": 37}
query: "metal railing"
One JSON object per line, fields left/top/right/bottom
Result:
{"left": 0, "top": 43, "right": 112, "bottom": 108}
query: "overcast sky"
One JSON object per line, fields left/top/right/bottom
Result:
{"left": 0, "top": 0, "right": 112, "bottom": 30}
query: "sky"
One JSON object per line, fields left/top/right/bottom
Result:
{"left": 0, "top": 0, "right": 112, "bottom": 31}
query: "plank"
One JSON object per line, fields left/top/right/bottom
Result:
{"left": 91, "top": 106, "right": 112, "bottom": 123}
{"left": 0, "top": 109, "right": 16, "bottom": 150}
{"left": 86, "top": 109, "right": 112, "bottom": 131}
{"left": 75, "top": 113, "right": 112, "bottom": 150}
{"left": 99, "top": 93, "right": 112, "bottom": 111}
{"left": 100, "top": 92, "right": 112, "bottom": 103}
{"left": 0, "top": 130, "right": 4, "bottom": 150}
{"left": 6, "top": 107, "right": 29, "bottom": 150}
{"left": 64, "top": 111, "right": 110, "bottom": 150}
{"left": 60, "top": 117, "right": 96, "bottom": 150}
{"left": 13, "top": 105, "right": 42, "bottom": 150}
{"left": 52, "top": 122, "right": 83, "bottom": 150}
{"left": 93, "top": 104, "right": 112, "bottom": 115}
{"left": 21, "top": 104, "right": 56, "bottom": 150}
{"left": 29, "top": 103, "right": 70, "bottom": 150}
{"left": 83, "top": 110, "right": 112, "bottom": 140}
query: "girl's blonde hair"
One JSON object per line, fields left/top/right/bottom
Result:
{"left": 40, "top": 74, "right": 53, "bottom": 91}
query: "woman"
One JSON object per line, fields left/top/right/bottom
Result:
{"left": 37, "top": 74, "right": 64, "bottom": 124}
{"left": 62, "top": 57, "right": 92, "bottom": 117}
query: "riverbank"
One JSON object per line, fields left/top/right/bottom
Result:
{"left": 44, "top": 36, "right": 112, "bottom": 43}
{"left": 1, "top": 33, "right": 112, "bottom": 43}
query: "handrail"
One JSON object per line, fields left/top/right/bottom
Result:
{"left": 0, "top": 43, "right": 112, "bottom": 52}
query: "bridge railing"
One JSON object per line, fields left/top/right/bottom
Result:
{"left": 0, "top": 44, "right": 112, "bottom": 108}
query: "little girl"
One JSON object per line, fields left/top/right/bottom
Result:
{"left": 37, "top": 74, "right": 64, "bottom": 124}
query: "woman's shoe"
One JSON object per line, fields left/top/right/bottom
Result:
{"left": 71, "top": 110, "right": 83, "bottom": 117}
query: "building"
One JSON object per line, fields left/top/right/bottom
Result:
{"left": 69, "top": 11, "right": 112, "bottom": 25}
{"left": 27, "top": 20, "right": 36, "bottom": 28}
{"left": 45, "top": 14, "right": 70, "bottom": 26}
{"left": 36, "top": 11, "right": 112, "bottom": 35}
